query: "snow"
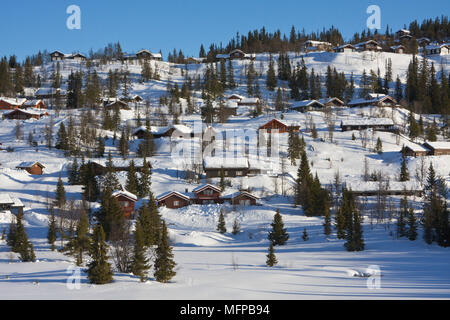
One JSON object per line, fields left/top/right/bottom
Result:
{"left": 0, "top": 50, "right": 449, "bottom": 299}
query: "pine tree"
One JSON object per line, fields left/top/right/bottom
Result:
{"left": 125, "top": 160, "right": 139, "bottom": 195}
{"left": 407, "top": 207, "right": 418, "bottom": 241}
{"left": 375, "top": 137, "right": 383, "bottom": 154}
{"left": 266, "top": 243, "right": 277, "bottom": 267}
{"left": 12, "top": 214, "right": 35, "bottom": 262}
{"left": 138, "top": 158, "right": 152, "bottom": 198}
{"left": 68, "top": 158, "right": 80, "bottom": 185}
{"left": 55, "top": 175, "right": 66, "bottom": 208}
{"left": 399, "top": 146, "right": 410, "bottom": 181}
{"left": 138, "top": 195, "right": 162, "bottom": 247}
{"left": 217, "top": 210, "right": 227, "bottom": 234}
{"left": 323, "top": 205, "right": 332, "bottom": 236}
{"left": 266, "top": 55, "right": 277, "bottom": 91}
{"left": 56, "top": 123, "right": 68, "bottom": 150}
{"left": 87, "top": 225, "right": 114, "bottom": 284}
{"left": 47, "top": 207, "right": 58, "bottom": 251}
{"left": 268, "top": 209, "right": 289, "bottom": 246}
{"left": 131, "top": 220, "right": 150, "bottom": 282}
{"left": 103, "top": 152, "right": 120, "bottom": 191}
{"left": 74, "top": 211, "right": 90, "bottom": 266}
{"left": 153, "top": 220, "right": 176, "bottom": 283}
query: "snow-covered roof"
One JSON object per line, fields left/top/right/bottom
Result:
{"left": 193, "top": 184, "right": 221, "bottom": 193}
{"left": 0, "top": 97, "right": 26, "bottom": 106}
{"left": 317, "top": 97, "right": 344, "bottom": 105}
{"left": 227, "top": 94, "right": 245, "bottom": 100}
{"left": 35, "top": 88, "right": 66, "bottom": 96}
{"left": 112, "top": 190, "right": 138, "bottom": 201}
{"left": 156, "top": 190, "right": 191, "bottom": 201}
{"left": 216, "top": 54, "right": 230, "bottom": 59}
{"left": 22, "top": 99, "right": 44, "bottom": 107}
{"left": 0, "top": 194, "right": 14, "bottom": 205}
{"left": 291, "top": 99, "right": 325, "bottom": 109}
{"left": 403, "top": 143, "right": 429, "bottom": 152}
{"left": 221, "top": 191, "right": 260, "bottom": 200}
{"left": 423, "top": 141, "right": 450, "bottom": 150}
{"left": 203, "top": 156, "right": 248, "bottom": 169}
{"left": 348, "top": 94, "right": 396, "bottom": 106}
{"left": 172, "top": 124, "right": 192, "bottom": 135}
{"left": 5, "top": 108, "right": 47, "bottom": 116}
{"left": 16, "top": 161, "right": 45, "bottom": 168}
{"left": 341, "top": 118, "right": 394, "bottom": 126}
{"left": 238, "top": 97, "right": 259, "bottom": 105}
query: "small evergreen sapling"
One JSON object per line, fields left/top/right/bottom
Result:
{"left": 266, "top": 243, "right": 277, "bottom": 267}
{"left": 217, "top": 210, "right": 227, "bottom": 234}
{"left": 302, "top": 228, "right": 309, "bottom": 241}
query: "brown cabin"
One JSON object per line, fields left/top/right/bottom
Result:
{"left": 157, "top": 191, "right": 191, "bottom": 209}
{"left": 192, "top": 184, "right": 223, "bottom": 205}
{"left": 226, "top": 192, "right": 259, "bottom": 206}
{"left": 402, "top": 145, "right": 428, "bottom": 157}
{"left": 112, "top": 191, "right": 137, "bottom": 219}
{"left": 16, "top": 162, "right": 45, "bottom": 175}
{"left": 21, "top": 100, "right": 47, "bottom": 109}
{"left": 0, "top": 98, "right": 26, "bottom": 110}
{"left": 422, "top": 142, "right": 450, "bottom": 156}
{"left": 259, "top": 119, "right": 300, "bottom": 134}
{"left": 4, "top": 109, "right": 48, "bottom": 120}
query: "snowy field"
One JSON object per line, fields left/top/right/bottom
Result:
{"left": 0, "top": 50, "right": 449, "bottom": 299}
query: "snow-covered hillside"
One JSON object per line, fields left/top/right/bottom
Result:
{"left": 0, "top": 50, "right": 449, "bottom": 299}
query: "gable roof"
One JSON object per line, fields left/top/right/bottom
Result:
{"left": 193, "top": 184, "right": 222, "bottom": 194}
{"left": 16, "top": 161, "right": 45, "bottom": 169}
{"left": 112, "top": 190, "right": 138, "bottom": 202}
{"left": 156, "top": 191, "right": 191, "bottom": 202}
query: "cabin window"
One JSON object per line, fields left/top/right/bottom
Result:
{"left": 173, "top": 200, "right": 180, "bottom": 206}
{"left": 240, "top": 199, "right": 250, "bottom": 206}
{"left": 120, "top": 201, "right": 129, "bottom": 207}
{"left": 204, "top": 189, "right": 213, "bottom": 195}
{"left": 236, "top": 171, "right": 243, "bottom": 176}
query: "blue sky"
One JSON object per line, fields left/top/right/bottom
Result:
{"left": 1, "top": 0, "right": 448, "bottom": 61}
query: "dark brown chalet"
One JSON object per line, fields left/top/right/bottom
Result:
{"left": 4, "top": 108, "right": 48, "bottom": 120}
{"left": 16, "top": 162, "right": 45, "bottom": 175}
{"left": 157, "top": 191, "right": 191, "bottom": 209}
{"left": 422, "top": 142, "right": 450, "bottom": 156}
{"left": 192, "top": 184, "right": 223, "bottom": 205}
{"left": 112, "top": 190, "right": 138, "bottom": 219}
{"left": 0, "top": 97, "right": 26, "bottom": 109}
{"left": 223, "top": 191, "right": 259, "bottom": 206}
{"left": 259, "top": 119, "right": 300, "bottom": 134}
{"left": 104, "top": 99, "right": 130, "bottom": 110}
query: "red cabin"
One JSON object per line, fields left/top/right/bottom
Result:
{"left": 112, "top": 190, "right": 138, "bottom": 219}
{"left": 192, "top": 184, "right": 223, "bottom": 205}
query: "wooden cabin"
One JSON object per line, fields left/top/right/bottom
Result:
{"left": 192, "top": 184, "right": 223, "bottom": 205}
{"left": 0, "top": 97, "right": 26, "bottom": 109}
{"left": 224, "top": 191, "right": 259, "bottom": 206}
{"left": 347, "top": 94, "right": 397, "bottom": 108}
{"left": 104, "top": 99, "right": 130, "bottom": 110}
{"left": 50, "top": 51, "right": 65, "bottom": 61}
{"left": 425, "top": 44, "right": 450, "bottom": 56}
{"left": 203, "top": 157, "right": 249, "bottom": 178}
{"left": 291, "top": 99, "right": 326, "bottom": 112}
{"left": 21, "top": 99, "right": 46, "bottom": 109}
{"left": 16, "top": 162, "right": 45, "bottom": 175}
{"left": 4, "top": 108, "right": 48, "bottom": 120}
{"left": 334, "top": 44, "right": 356, "bottom": 53}
{"left": 303, "top": 40, "right": 332, "bottom": 52}
{"left": 354, "top": 40, "right": 382, "bottom": 52}
{"left": 259, "top": 119, "right": 300, "bottom": 134}
{"left": 422, "top": 142, "right": 450, "bottom": 156}
{"left": 0, "top": 194, "right": 24, "bottom": 216}
{"left": 402, "top": 145, "right": 428, "bottom": 157}
{"left": 340, "top": 118, "right": 396, "bottom": 132}
{"left": 112, "top": 190, "right": 138, "bottom": 219}
{"left": 390, "top": 45, "right": 407, "bottom": 54}
{"left": 157, "top": 191, "right": 191, "bottom": 209}
{"left": 318, "top": 97, "right": 345, "bottom": 107}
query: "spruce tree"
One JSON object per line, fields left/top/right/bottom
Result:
{"left": 323, "top": 205, "right": 332, "bottom": 236}
{"left": 397, "top": 196, "right": 408, "bottom": 238}
{"left": 87, "top": 225, "right": 114, "bottom": 284}
{"left": 131, "top": 220, "right": 150, "bottom": 282}
{"left": 407, "top": 207, "right": 418, "bottom": 241}
{"left": 103, "top": 152, "right": 120, "bottom": 191}
{"left": 138, "top": 158, "right": 152, "bottom": 198}
{"left": 47, "top": 207, "right": 58, "bottom": 251}
{"left": 153, "top": 220, "right": 176, "bottom": 283}
{"left": 55, "top": 175, "right": 66, "bottom": 208}
{"left": 125, "top": 160, "right": 138, "bottom": 196}
{"left": 266, "top": 243, "right": 277, "bottom": 267}
{"left": 74, "top": 211, "right": 90, "bottom": 266}
{"left": 217, "top": 210, "right": 227, "bottom": 234}
{"left": 12, "top": 214, "right": 35, "bottom": 262}
{"left": 268, "top": 210, "right": 289, "bottom": 246}
{"left": 232, "top": 218, "right": 241, "bottom": 235}
{"left": 399, "top": 146, "right": 410, "bottom": 181}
